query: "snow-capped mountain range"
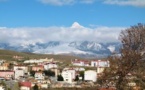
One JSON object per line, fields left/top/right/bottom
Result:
{"left": 0, "top": 41, "right": 121, "bottom": 58}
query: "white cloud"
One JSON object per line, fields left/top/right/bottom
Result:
{"left": 38, "top": 0, "right": 75, "bottom": 6}
{"left": 103, "top": 0, "right": 145, "bottom": 7}
{"left": 38, "top": 0, "right": 145, "bottom": 7}
{"left": 38, "top": 0, "right": 96, "bottom": 6}
{"left": 80, "top": 0, "right": 95, "bottom": 4}
{"left": 0, "top": 22, "right": 125, "bottom": 46}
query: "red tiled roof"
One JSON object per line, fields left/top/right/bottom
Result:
{"left": 35, "top": 71, "right": 43, "bottom": 74}
{"left": 0, "top": 70, "right": 14, "bottom": 72}
{"left": 99, "top": 87, "right": 116, "bottom": 90}
{"left": 19, "top": 82, "right": 31, "bottom": 88}
{"left": 48, "top": 62, "right": 56, "bottom": 64}
{"left": 72, "top": 60, "right": 90, "bottom": 63}
{"left": 34, "top": 65, "right": 44, "bottom": 67}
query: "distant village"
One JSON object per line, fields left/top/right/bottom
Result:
{"left": 0, "top": 55, "right": 111, "bottom": 90}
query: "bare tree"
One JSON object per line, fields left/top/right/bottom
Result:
{"left": 99, "top": 23, "right": 145, "bottom": 90}
{"left": 120, "top": 23, "right": 145, "bottom": 54}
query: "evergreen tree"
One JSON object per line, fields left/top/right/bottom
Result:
{"left": 43, "top": 70, "right": 55, "bottom": 77}
{"left": 33, "top": 84, "right": 39, "bottom": 90}
{"left": 57, "top": 75, "right": 64, "bottom": 81}
{"left": 30, "top": 70, "right": 35, "bottom": 77}
{"left": 79, "top": 71, "right": 84, "bottom": 81}
{"left": 75, "top": 75, "right": 79, "bottom": 81}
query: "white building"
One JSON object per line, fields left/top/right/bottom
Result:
{"left": 44, "top": 62, "right": 57, "bottom": 70}
{"left": 74, "top": 67, "right": 85, "bottom": 71}
{"left": 91, "top": 60, "right": 109, "bottom": 67}
{"left": 72, "top": 59, "right": 90, "bottom": 66}
{"left": 37, "top": 80, "right": 51, "bottom": 89}
{"left": 15, "top": 68, "right": 24, "bottom": 79}
{"left": 20, "top": 86, "right": 30, "bottom": 90}
{"left": 97, "top": 67, "right": 105, "bottom": 74}
{"left": 35, "top": 72, "right": 45, "bottom": 80}
{"left": 24, "top": 59, "right": 42, "bottom": 64}
{"left": 84, "top": 70, "right": 97, "bottom": 82}
{"left": 61, "top": 69, "right": 76, "bottom": 83}
{"left": 24, "top": 58, "right": 54, "bottom": 64}
{"left": 13, "top": 65, "right": 28, "bottom": 73}
{"left": 0, "top": 60, "right": 5, "bottom": 65}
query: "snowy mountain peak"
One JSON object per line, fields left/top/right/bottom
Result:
{"left": 71, "top": 22, "right": 84, "bottom": 29}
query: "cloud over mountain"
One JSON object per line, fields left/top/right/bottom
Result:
{"left": 0, "top": 22, "right": 125, "bottom": 46}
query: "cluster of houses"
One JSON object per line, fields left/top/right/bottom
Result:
{"left": 0, "top": 58, "right": 110, "bottom": 90}
{"left": 72, "top": 59, "right": 109, "bottom": 67}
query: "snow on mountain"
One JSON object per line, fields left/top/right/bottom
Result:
{"left": 33, "top": 42, "right": 88, "bottom": 54}
{"left": 71, "top": 22, "right": 84, "bottom": 29}
{"left": 0, "top": 41, "right": 121, "bottom": 58}
{"left": 107, "top": 45, "right": 116, "bottom": 53}
{"left": 69, "top": 41, "right": 103, "bottom": 51}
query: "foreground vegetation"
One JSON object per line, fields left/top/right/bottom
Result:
{"left": 98, "top": 23, "right": 145, "bottom": 90}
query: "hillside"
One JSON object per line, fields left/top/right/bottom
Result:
{"left": 0, "top": 49, "right": 83, "bottom": 63}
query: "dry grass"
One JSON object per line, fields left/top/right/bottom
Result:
{"left": 0, "top": 49, "right": 83, "bottom": 64}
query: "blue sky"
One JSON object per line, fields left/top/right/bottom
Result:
{"left": 0, "top": 0, "right": 145, "bottom": 45}
{"left": 0, "top": 0, "right": 145, "bottom": 27}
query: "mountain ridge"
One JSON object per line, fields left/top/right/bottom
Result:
{"left": 0, "top": 41, "right": 121, "bottom": 58}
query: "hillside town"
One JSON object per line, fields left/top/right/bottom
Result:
{"left": 0, "top": 56, "right": 112, "bottom": 90}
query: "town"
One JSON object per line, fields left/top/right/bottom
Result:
{"left": 0, "top": 55, "right": 111, "bottom": 90}
{"left": 0, "top": 0, "right": 145, "bottom": 90}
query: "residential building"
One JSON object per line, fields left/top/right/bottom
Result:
{"left": 15, "top": 68, "right": 24, "bottom": 79}
{"left": 61, "top": 68, "right": 76, "bottom": 83}
{"left": 37, "top": 80, "right": 51, "bottom": 89}
{"left": 14, "top": 65, "right": 28, "bottom": 73}
{"left": 74, "top": 67, "right": 85, "bottom": 71}
{"left": 91, "top": 60, "right": 110, "bottom": 67}
{"left": 0, "top": 60, "right": 5, "bottom": 65}
{"left": 32, "top": 65, "right": 44, "bottom": 71}
{"left": 97, "top": 67, "right": 105, "bottom": 74}
{"left": 0, "top": 70, "right": 14, "bottom": 80}
{"left": 0, "top": 65, "right": 8, "bottom": 70}
{"left": 44, "top": 62, "right": 58, "bottom": 70}
{"left": 84, "top": 70, "right": 97, "bottom": 82}
{"left": 72, "top": 59, "right": 90, "bottom": 66}
{"left": 24, "top": 58, "right": 54, "bottom": 64}
{"left": 61, "top": 71, "right": 73, "bottom": 83}
{"left": 24, "top": 59, "right": 41, "bottom": 64}
{"left": 2, "top": 62, "right": 9, "bottom": 67}
{"left": 13, "top": 55, "right": 24, "bottom": 60}
{"left": 19, "top": 81, "right": 31, "bottom": 90}
{"left": 35, "top": 71, "right": 45, "bottom": 80}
